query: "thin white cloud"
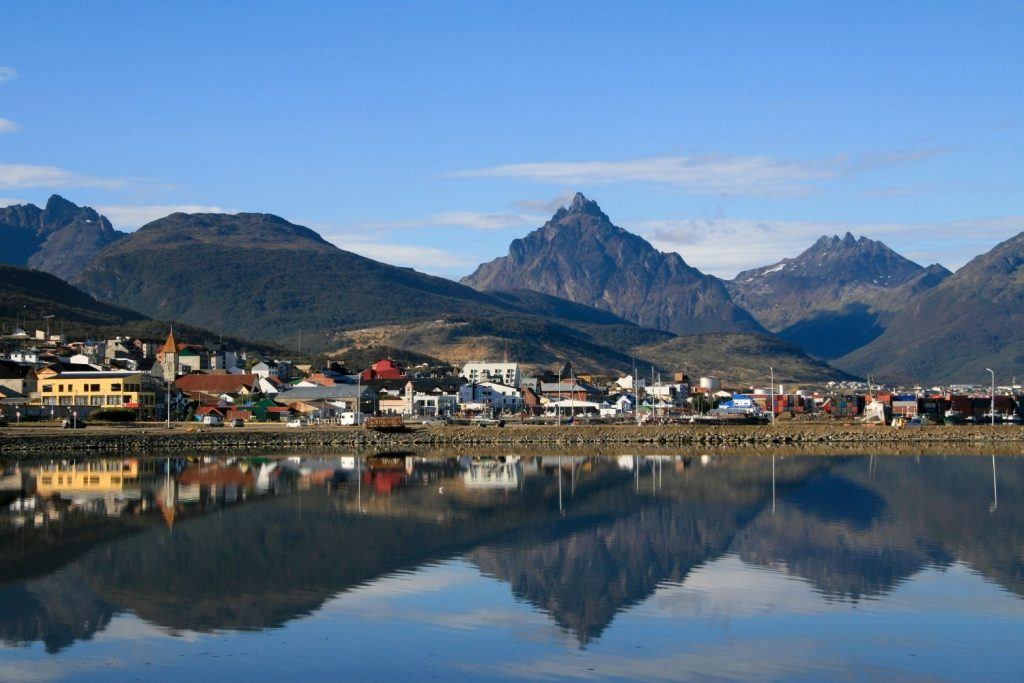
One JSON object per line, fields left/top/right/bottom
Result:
{"left": 326, "top": 237, "right": 476, "bottom": 275}
{"left": 352, "top": 210, "right": 544, "bottom": 232}
{"left": 0, "top": 66, "right": 16, "bottom": 83}
{"left": 635, "top": 214, "right": 1024, "bottom": 278}
{"left": 511, "top": 190, "right": 580, "bottom": 213}
{"left": 96, "top": 204, "right": 232, "bottom": 229}
{"left": 0, "top": 118, "right": 19, "bottom": 133}
{"left": 450, "top": 148, "right": 950, "bottom": 197}
{"left": 0, "top": 163, "right": 126, "bottom": 190}
{"left": 0, "top": 197, "right": 27, "bottom": 207}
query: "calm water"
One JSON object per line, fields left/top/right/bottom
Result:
{"left": 1, "top": 452, "right": 1022, "bottom": 682}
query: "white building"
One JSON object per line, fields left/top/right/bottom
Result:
{"left": 458, "top": 381, "right": 523, "bottom": 413}
{"left": 460, "top": 361, "right": 521, "bottom": 388}
{"left": 699, "top": 376, "right": 721, "bottom": 391}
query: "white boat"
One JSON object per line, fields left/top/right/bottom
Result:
{"left": 860, "top": 398, "right": 887, "bottom": 425}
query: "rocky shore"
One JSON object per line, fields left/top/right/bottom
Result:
{"left": 3, "top": 422, "right": 1024, "bottom": 457}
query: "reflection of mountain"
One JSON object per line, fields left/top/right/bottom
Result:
{"left": 0, "top": 567, "right": 115, "bottom": 653}
{"left": 0, "top": 455, "right": 1021, "bottom": 653}
{"left": 472, "top": 503, "right": 747, "bottom": 644}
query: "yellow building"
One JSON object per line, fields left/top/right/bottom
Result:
{"left": 34, "top": 368, "right": 156, "bottom": 416}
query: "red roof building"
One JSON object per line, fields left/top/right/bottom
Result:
{"left": 360, "top": 359, "right": 405, "bottom": 381}
{"left": 175, "top": 373, "right": 258, "bottom": 404}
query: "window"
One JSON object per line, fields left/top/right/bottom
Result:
{"left": 111, "top": 383, "right": 122, "bottom": 391}
{"left": 90, "top": 384, "right": 100, "bottom": 392}
{"left": 42, "top": 384, "right": 52, "bottom": 393}
{"left": 58, "top": 384, "right": 64, "bottom": 392}
{"left": 90, "top": 396, "right": 102, "bottom": 406}
{"left": 59, "top": 396, "right": 72, "bottom": 406}
{"left": 106, "top": 395, "right": 121, "bottom": 406}
{"left": 75, "top": 396, "right": 87, "bottom": 406}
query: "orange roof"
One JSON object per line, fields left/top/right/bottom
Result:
{"left": 159, "top": 329, "right": 179, "bottom": 354}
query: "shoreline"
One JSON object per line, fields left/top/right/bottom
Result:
{"left": 3, "top": 422, "right": 1024, "bottom": 457}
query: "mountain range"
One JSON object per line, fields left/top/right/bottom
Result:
{"left": 727, "top": 233, "right": 952, "bottom": 359}
{"left": 3, "top": 192, "right": 1022, "bottom": 383}
{"left": 837, "top": 230, "right": 1024, "bottom": 382}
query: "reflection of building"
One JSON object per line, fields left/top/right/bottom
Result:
{"left": 34, "top": 459, "right": 153, "bottom": 495}
{"left": 463, "top": 459, "right": 520, "bottom": 489}
{"left": 32, "top": 459, "right": 156, "bottom": 515}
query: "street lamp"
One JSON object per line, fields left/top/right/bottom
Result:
{"left": 986, "top": 368, "right": 995, "bottom": 427}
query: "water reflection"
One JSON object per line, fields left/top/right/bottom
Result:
{"left": 0, "top": 453, "right": 1021, "bottom": 656}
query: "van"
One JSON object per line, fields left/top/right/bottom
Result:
{"left": 339, "top": 411, "right": 364, "bottom": 426}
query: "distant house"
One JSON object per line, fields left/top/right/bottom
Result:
{"left": 174, "top": 373, "right": 258, "bottom": 405}
{"left": 360, "top": 359, "right": 405, "bottom": 381}
{"left": 539, "top": 381, "right": 602, "bottom": 403}
{"left": 459, "top": 381, "right": 523, "bottom": 413}
{"left": 273, "top": 384, "right": 377, "bottom": 415}
{"left": 0, "top": 360, "right": 38, "bottom": 397}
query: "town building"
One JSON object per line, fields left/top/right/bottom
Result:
{"left": 34, "top": 368, "right": 155, "bottom": 416}
{"left": 460, "top": 361, "right": 521, "bottom": 388}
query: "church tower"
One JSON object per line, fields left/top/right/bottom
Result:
{"left": 159, "top": 328, "right": 180, "bottom": 379}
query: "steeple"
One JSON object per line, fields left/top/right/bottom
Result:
{"left": 160, "top": 327, "right": 179, "bottom": 355}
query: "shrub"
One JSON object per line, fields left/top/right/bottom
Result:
{"left": 87, "top": 408, "right": 137, "bottom": 423}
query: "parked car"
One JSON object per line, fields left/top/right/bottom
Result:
{"left": 61, "top": 418, "right": 86, "bottom": 429}
{"left": 202, "top": 414, "right": 224, "bottom": 426}
{"left": 229, "top": 418, "right": 245, "bottom": 427}
{"left": 286, "top": 418, "right": 305, "bottom": 428}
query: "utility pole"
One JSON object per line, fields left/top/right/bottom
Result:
{"left": 987, "top": 368, "right": 995, "bottom": 426}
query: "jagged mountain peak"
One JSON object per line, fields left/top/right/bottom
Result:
{"left": 550, "top": 191, "right": 611, "bottom": 223}
{"left": 0, "top": 195, "right": 123, "bottom": 280}
{"left": 727, "top": 232, "right": 944, "bottom": 359}
{"left": 461, "top": 196, "right": 765, "bottom": 335}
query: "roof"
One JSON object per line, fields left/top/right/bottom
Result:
{"left": 540, "top": 382, "right": 590, "bottom": 392}
{"left": 275, "top": 385, "right": 372, "bottom": 401}
{"left": 159, "top": 329, "right": 179, "bottom": 354}
{"left": 48, "top": 371, "right": 141, "bottom": 379}
{"left": 196, "top": 406, "right": 226, "bottom": 416}
{"left": 0, "top": 360, "right": 33, "bottom": 380}
{"left": 175, "top": 373, "right": 258, "bottom": 394}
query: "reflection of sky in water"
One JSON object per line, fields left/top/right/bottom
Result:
{"left": 2, "top": 557, "right": 1023, "bottom": 682}
{"left": 1, "top": 454, "right": 1022, "bottom": 681}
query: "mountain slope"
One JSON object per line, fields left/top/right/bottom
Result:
{"left": 462, "top": 193, "right": 765, "bottom": 335}
{"left": 74, "top": 211, "right": 505, "bottom": 349}
{"left": 0, "top": 195, "right": 126, "bottom": 280}
{"left": 0, "top": 263, "right": 284, "bottom": 353}
{"left": 835, "top": 230, "right": 1024, "bottom": 383}
{"left": 728, "top": 233, "right": 950, "bottom": 358}
{"left": 635, "top": 333, "right": 858, "bottom": 386}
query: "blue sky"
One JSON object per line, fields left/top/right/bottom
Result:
{"left": 1, "top": 1, "right": 1021, "bottom": 277}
